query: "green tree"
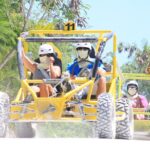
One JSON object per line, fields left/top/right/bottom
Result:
{"left": 0, "top": 0, "right": 89, "bottom": 98}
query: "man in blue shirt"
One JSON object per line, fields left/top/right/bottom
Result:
{"left": 67, "top": 42, "right": 106, "bottom": 97}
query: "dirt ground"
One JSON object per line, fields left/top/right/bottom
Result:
{"left": 6, "top": 125, "right": 150, "bottom": 140}
{"left": 133, "top": 132, "right": 150, "bottom": 140}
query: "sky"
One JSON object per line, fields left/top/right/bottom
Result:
{"left": 83, "top": 0, "right": 150, "bottom": 44}
{"left": 82, "top": 0, "right": 150, "bottom": 65}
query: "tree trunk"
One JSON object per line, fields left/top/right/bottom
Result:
{"left": 22, "top": 0, "right": 35, "bottom": 31}
{"left": 0, "top": 50, "right": 16, "bottom": 70}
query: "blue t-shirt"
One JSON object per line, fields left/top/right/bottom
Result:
{"left": 67, "top": 58, "right": 104, "bottom": 76}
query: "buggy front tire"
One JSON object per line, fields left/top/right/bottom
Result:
{"left": 0, "top": 92, "right": 10, "bottom": 138}
{"left": 116, "top": 98, "right": 133, "bottom": 139}
{"left": 15, "top": 122, "right": 35, "bottom": 138}
{"left": 95, "top": 93, "right": 115, "bottom": 138}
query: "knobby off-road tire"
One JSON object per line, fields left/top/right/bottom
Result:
{"left": 15, "top": 122, "right": 35, "bottom": 138}
{"left": 95, "top": 93, "right": 115, "bottom": 138}
{"left": 116, "top": 98, "right": 133, "bottom": 139}
{"left": 0, "top": 92, "right": 10, "bottom": 138}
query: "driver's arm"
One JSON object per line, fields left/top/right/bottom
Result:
{"left": 97, "top": 68, "right": 106, "bottom": 76}
{"left": 66, "top": 61, "right": 79, "bottom": 79}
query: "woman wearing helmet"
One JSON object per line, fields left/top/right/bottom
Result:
{"left": 22, "top": 44, "right": 62, "bottom": 97}
{"left": 126, "top": 80, "right": 139, "bottom": 98}
{"left": 126, "top": 80, "right": 148, "bottom": 120}
{"left": 67, "top": 42, "right": 106, "bottom": 97}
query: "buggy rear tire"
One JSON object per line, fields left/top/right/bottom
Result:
{"left": 116, "top": 98, "right": 133, "bottom": 139}
{"left": 15, "top": 122, "right": 35, "bottom": 138}
{"left": 0, "top": 92, "right": 9, "bottom": 138}
{"left": 95, "top": 93, "right": 115, "bottom": 138}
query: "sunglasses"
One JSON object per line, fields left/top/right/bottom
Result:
{"left": 76, "top": 47, "right": 89, "bottom": 51}
{"left": 39, "top": 53, "right": 54, "bottom": 57}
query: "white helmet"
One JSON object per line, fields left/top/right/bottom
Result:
{"left": 75, "top": 43, "right": 92, "bottom": 61}
{"left": 39, "top": 44, "right": 54, "bottom": 55}
{"left": 75, "top": 42, "right": 92, "bottom": 50}
{"left": 127, "top": 80, "right": 138, "bottom": 88}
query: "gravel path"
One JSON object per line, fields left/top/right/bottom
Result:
{"left": 5, "top": 124, "right": 150, "bottom": 140}
{"left": 133, "top": 132, "right": 150, "bottom": 140}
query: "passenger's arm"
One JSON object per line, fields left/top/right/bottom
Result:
{"left": 49, "top": 64, "right": 61, "bottom": 78}
{"left": 49, "top": 57, "right": 61, "bottom": 78}
{"left": 140, "top": 96, "right": 148, "bottom": 108}
{"left": 22, "top": 50, "right": 37, "bottom": 73}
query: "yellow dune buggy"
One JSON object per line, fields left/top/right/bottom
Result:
{"left": 0, "top": 22, "right": 149, "bottom": 138}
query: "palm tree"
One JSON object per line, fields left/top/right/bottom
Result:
{"left": 69, "top": 0, "right": 87, "bottom": 27}
{"left": 39, "top": 0, "right": 88, "bottom": 28}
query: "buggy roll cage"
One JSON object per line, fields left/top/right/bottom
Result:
{"left": 17, "top": 30, "right": 117, "bottom": 80}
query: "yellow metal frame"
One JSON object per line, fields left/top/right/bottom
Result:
{"left": 11, "top": 28, "right": 118, "bottom": 122}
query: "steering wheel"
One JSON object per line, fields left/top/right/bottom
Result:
{"left": 78, "top": 68, "right": 91, "bottom": 77}
{"left": 71, "top": 59, "right": 94, "bottom": 78}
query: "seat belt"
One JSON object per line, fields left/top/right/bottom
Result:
{"left": 39, "top": 69, "right": 50, "bottom": 79}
